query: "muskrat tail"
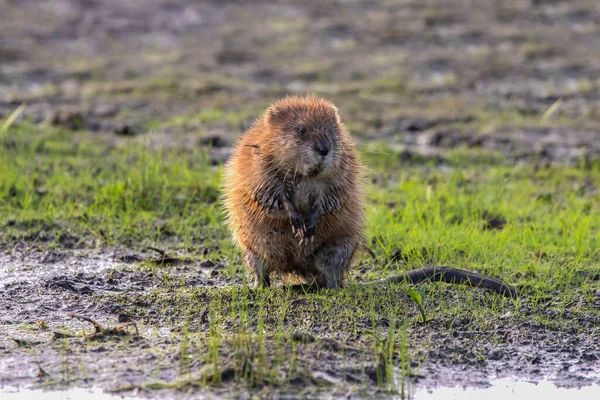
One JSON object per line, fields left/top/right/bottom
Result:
{"left": 356, "top": 245, "right": 517, "bottom": 298}
{"left": 374, "top": 266, "right": 518, "bottom": 298}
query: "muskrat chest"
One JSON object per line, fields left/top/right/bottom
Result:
{"left": 291, "top": 179, "right": 327, "bottom": 214}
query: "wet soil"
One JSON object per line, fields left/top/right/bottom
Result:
{"left": 1, "top": 0, "right": 600, "bottom": 398}
{"left": 1, "top": 244, "right": 599, "bottom": 398}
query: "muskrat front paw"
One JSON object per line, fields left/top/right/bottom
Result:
{"left": 300, "top": 209, "right": 318, "bottom": 244}
{"left": 297, "top": 219, "right": 317, "bottom": 246}
{"left": 289, "top": 213, "right": 306, "bottom": 237}
{"left": 302, "top": 221, "right": 316, "bottom": 243}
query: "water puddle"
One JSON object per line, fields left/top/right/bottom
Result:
{"left": 410, "top": 377, "right": 600, "bottom": 400}
{"left": 0, "top": 387, "right": 140, "bottom": 400}
{"left": 2, "top": 377, "right": 599, "bottom": 399}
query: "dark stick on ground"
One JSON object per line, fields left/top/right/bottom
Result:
{"left": 147, "top": 246, "right": 167, "bottom": 257}
{"left": 68, "top": 313, "right": 105, "bottom": 333}
{"left": 68, "top": 313, "right": 139, "bottom": 337}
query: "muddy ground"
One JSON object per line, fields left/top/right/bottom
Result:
{"left": 1, "top": 0, "right": 599, "bottom": 398}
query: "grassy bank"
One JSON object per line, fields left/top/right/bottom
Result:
{"left": 1, "top": 120, "right": 598, "bottom": 396}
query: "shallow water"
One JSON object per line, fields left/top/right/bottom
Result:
{"left": 0, "top": 387, "right": 140, "bottom": 400}
{"left": 2, "top": 377, "right": 599, "bottom": 400}
{"left": 410, "top": 377, "right": 600, "bottom": 400}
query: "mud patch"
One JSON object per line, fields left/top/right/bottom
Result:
{"left": 1, "top": 245, "right": 598, "bottom": 398}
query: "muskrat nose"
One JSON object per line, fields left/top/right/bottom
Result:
{"left": 315, "top": 138, "right": 331, "bottom": 156}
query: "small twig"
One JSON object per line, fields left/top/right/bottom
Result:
{"left": 11, "top": 338, "right": 40, "bottom": 347}
{"left": 37, "top": 363, "right": 50, "bottom": 378}
{"left": 0, "top": 103, "right": 26, "bottom": 136}
{"left": 147, "top": 246, "right": 167, "bottom": 257}
{"left": 53, "top": 331, "right": 75, "bottom": 339}
{"left": 541, "top": 98, "right": 563, "bottom": 121}
{"left": 118, "top": 321, "right": 139, "bottom": 336}
{"left": 68, "top": 313, "right": 104, "bottom": 333}
{"left": 68, "top": 313, "right": 139, "bottom": 338}
{"left": 146, "top": 246, "right": 188, "bottom": 266}
{"left": 33, "top": 351, "right": 51, "bottom": 379}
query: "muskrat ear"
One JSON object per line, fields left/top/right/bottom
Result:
{"left": 266, "top": 105, "right": 289, "bottom": 125}
{"left": 323, "top": 101, "right": 341, "bottom": 123}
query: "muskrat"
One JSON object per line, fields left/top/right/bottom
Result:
{"left": 221, "top": 94, "right": 517, "bottom": 298}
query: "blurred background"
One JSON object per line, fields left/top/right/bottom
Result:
{"left": 1, "top": 0, "right": 599, "bottom": 165}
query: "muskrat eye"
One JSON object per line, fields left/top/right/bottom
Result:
{"left": 296, "top": 126, "right": 307, "bottom": 135}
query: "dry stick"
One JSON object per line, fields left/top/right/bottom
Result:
{"left": 147, "top": 246, "right": 167, "bottom": 257}
{"left": 146, "top": 246, "right": 185, "bottom": 265}
{"left": 68, "top": 313, "right": 139, "bottom": 336}
{"left": 68, "top": 313, "right": 104, "bottom": 333}
{"left": 118, "top": 321, "right": 140, "bottom": 336}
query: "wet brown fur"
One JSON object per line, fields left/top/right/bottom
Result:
{"left": 222, "top": 94, "right": 365, "bottom": 288}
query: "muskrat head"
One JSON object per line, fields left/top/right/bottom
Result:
{"left": 265, "top": 95, "right": 342, "bottom": 178}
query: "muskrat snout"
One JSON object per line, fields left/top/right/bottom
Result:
{"left": 313, "top": 137, "right": 331, "bottom": 156}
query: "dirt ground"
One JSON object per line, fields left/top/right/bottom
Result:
{"left": 1, "top": 0, "right": 599, "bottom": 398}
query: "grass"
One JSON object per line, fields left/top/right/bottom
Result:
{"left": 1, "top": 120, "right": 226, "bottom": 252}
{"left": 1, "top": 118, "right": 599, "bottom": 397}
